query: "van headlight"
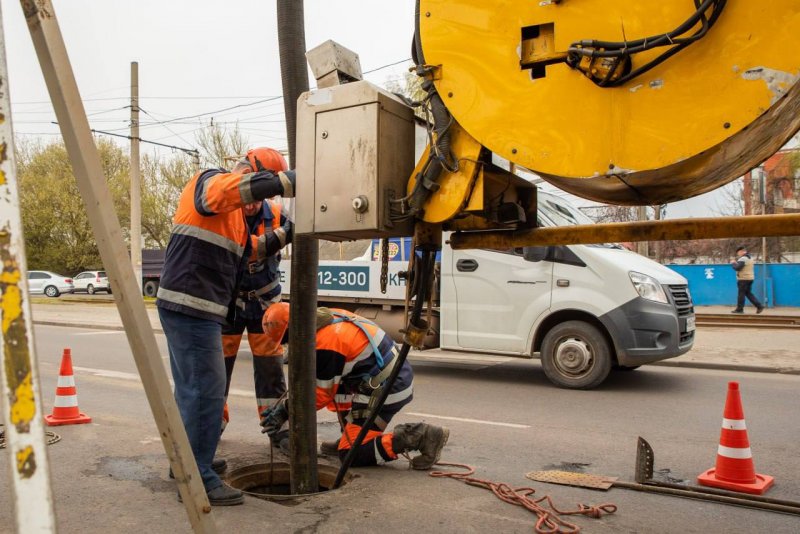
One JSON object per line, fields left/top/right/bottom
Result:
{"left": 629, "top": 271, "right": 668, "bottom": 304}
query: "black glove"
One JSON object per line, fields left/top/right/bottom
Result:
{"left": 260, "top": 398, "right": 288, "bottom": 438}
{"left": 281, "top": 218, "right": 294, "bottom": 246}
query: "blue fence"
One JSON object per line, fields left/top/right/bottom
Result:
{"left": 666, "top": 263, "right": 800, "bottom": 308}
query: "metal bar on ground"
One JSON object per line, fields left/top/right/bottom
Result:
{"left": 0, "top": 5, "right": 57, "bottom": 530}
{"left": 449, "top": 213, "right": 800, "bottom": 250}
{"left": 19, "top": 1, "right": 216, "bottom": 530}
{"left": 277, "top": 0, "right": 319, "bottom": 494}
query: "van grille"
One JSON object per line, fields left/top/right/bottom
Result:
{"left": 668, "top": 284, "right": 694, "bottom": 343}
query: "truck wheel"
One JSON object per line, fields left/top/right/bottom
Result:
{"left": 540, "top": 320, "right": 612, "bottom": 389}
{"left": 143, "top": 280, "right": 159, "bottom": 298}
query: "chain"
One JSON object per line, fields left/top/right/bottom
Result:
{"left": 380, "top": 238, "right": 390, "bottom": 294}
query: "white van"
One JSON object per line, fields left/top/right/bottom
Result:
{"left": 280, "top": 188, "right": 694, "bottom": 389}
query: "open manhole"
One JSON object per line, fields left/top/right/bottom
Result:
{"left": 226, "top": 462, "right": 353, "bottom": 502}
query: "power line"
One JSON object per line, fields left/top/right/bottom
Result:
{"left": 138, "top": 107, "right": 196, "bottom": 149}
{"left": 363, "top": 58, "right": 412, "bottom": 75}
{"left": 90, "top": 128, "right": 198, "bottom": 157}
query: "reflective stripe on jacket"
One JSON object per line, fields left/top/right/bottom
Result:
{"left": 156, "top": 168, "right": 285, "bottom": 323}
{"left": 314, "top": 309, "right": 401, "bottom": 411}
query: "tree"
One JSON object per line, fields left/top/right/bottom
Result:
{"left": 16, "top": 138, "right": 130, "bottom": 275}
{"left": 140, "top": 153, "right": 193, "bottom": 248}
{"left": 195, "top": 122, "right": 249, "bottom": 168}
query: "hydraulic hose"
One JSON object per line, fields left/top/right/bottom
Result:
{"left": 332, "top": 248, "right": 437, "bottom": 489}
{"left": 277, "top": 0, "right": 319, "bottom": 495}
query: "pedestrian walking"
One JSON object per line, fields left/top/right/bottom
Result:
{"left": 730, "top": 245, "right": 764, "bottom": 314}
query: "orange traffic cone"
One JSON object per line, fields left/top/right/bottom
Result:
{"left": 697, "top": 381, "right": 773, "bottom": 495}
{"left": 45, "top": 348, "right": 92, "bottom": 426}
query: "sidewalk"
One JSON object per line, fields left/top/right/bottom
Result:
{"left": 30, "top": 301, "right": 800, "bottom": 375}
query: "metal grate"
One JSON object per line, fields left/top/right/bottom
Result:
{"left": 668, "top": 284, "right": 695, "bottom": 343}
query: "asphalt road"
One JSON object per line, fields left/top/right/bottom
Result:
{"left": 2, "top": 325, "right": 799, "bottom": 533}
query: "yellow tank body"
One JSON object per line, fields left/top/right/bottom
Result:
{"left": 418, "top": 0, "right": 800, "bottom": 205}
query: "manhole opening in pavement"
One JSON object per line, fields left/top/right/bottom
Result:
{"left": 226, "top": 462, "right": 353, "bottom": 503}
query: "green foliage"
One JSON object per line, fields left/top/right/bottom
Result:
{"left": 16, "top": 138, "right": 130, "bottom": 275}
{"left": 14, "top": 125, "right": 253, "bottom": 273}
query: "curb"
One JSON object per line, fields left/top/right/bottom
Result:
{"left": 653, "top": 360, "right": 800, "bottom": 376}
{"left": 33, "top": 320, "right": 799, "bottom": 376}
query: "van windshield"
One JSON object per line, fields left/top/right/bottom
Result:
{"left": 537, "top": 193, "right": 623, "bottom": 249}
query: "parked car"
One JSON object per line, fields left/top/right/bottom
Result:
{"left": 27, "top": 271, "right": 74, "bottom": 297}
{"left": 72, "top": 271, "right": 112, "bottom": 294}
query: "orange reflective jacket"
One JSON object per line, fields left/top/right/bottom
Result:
{"left": 156, "top": 168, "right": 287, "bottom": 323}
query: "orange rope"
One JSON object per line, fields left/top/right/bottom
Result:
{"left": 429, "top": 462, "right": 617, "bottom": 534}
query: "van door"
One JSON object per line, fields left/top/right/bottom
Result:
{"left": 451, "top": 248, "right": 553, "bottom": 353}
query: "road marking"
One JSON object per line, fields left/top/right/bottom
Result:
{"left": 72, "top": 366, "right": 252, "bottom": 398}
{"left": 406, "top": 412, "right": 530, "bottom": 429}
{"left": 72, "top": 331, "right": 125, "bottom": 336}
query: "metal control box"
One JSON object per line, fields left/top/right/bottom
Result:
{"left": 296, "top": 80, "right": 415, "bottom": 241}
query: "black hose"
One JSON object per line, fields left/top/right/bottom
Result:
{"left": 332, "top": 249, "right": 437, "bottom": 489}
{"left": 277, "top": 0, "right": 319, "bottom": 496}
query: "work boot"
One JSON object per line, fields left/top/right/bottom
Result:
{"left": 320, "top": 439, "right": 339, "bottom": 456}
{"left": 169, "top": 458, "right": 227, "bottom": 479}
{"left": 178, "top": 483, "right": 244, "bottom": 506}
{"left": 391, "top": 422, "right": 450, "bottom": 470}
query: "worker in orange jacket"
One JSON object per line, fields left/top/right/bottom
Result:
{"left": 157, "top": 147, "right": 294, "bottom": 505}
{"left": 221, "top": 195, "right": 291, "bottom": 438}
{"left": 259, "top": 304, "right": 449, "bottom": 470}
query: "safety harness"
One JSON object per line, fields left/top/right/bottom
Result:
{"left": 322, "top": 310, "right": 399, "bottom": 390}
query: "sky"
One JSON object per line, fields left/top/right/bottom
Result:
{"left": 0, "top": 0, "right": 774, "bottom": 219}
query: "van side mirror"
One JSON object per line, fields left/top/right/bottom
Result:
{"left": 523, "top": 246, "right": 548, "bottom": 262}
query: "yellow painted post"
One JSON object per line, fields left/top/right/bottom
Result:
{"left": 0, "top": 3, "right": 57, "bottom": 531}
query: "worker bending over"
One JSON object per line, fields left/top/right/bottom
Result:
{"left": 221, "top": 156, "right": 292, "bottom": 439}
{"left": 157, "top": 147, "right": 294, "bottom": 505}
{"left": 260, "top": 304, "right": 449, "bottom": 469}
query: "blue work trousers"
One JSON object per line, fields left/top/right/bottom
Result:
{"left": 158, "top": 307, "right": 225, "bottom": 491}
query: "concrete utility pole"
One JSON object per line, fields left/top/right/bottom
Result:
{"left": 0, "top": 5, "right": 57, "bottom": 530}
{"left": 20, "top": 1, "right": 216, "bottom": 530}
{"left": 277, "top": 0, "right": 319, "bottom": 495}
{"left": 130, "top": 61, "right": 142, "bottom": 291}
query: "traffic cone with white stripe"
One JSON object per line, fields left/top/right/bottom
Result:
{"left": 45, "top": 348, "right": 92, "bottom": 426}
{"left": 697, "top": 381, "right": 773, "bottom": 495}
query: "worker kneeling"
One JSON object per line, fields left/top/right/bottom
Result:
{"left": 260, "top": 303, "right": 449, "bottom": 469}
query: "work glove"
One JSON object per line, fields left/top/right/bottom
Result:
{"left": 260, "top": 398, "right": 289, "bottom": 438}
{"left": 280, "top": 218, "right": 293, "bottom": 247}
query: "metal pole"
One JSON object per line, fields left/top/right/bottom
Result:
{"left": 0, "top": 5, "right": 57, "bottom": 530}
{"left": 637, "top": 205, "right": 649, "bottom": 257}
{"left": 19, "top": 2, "right": 216, "bottom": 530}
{"left": 277, "top": 0, "right": 319, "bottom": 494}
{"left": 450, "top": 213, "right": 800, "bottom": 250}
{"left": 130, "top": 61, "right": 142, "bottom": 292}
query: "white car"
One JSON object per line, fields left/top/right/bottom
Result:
{"left": 72, "top": 271, "right": 112, "bottom": 295}
{"left": 27, "top": 271, "right": 74, "bottom": 297}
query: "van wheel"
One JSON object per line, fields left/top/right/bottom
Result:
{"left": 540, "top": 320, "right": 612, "bottom": 389}
{"left": 143, "top": 280, "right": 159, "bottom": 298}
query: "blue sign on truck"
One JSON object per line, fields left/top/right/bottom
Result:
{"left": 316, "top": 265, "right": 370, "bottom": 292}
